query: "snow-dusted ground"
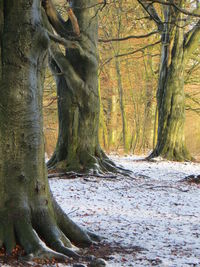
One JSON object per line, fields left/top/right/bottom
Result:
{"left": 50, "top": 156, "right": 200, "bottom": 267}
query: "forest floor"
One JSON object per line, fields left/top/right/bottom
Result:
{"left": 50, "top": 155, "right": 200, "bottom": 267}
{"left": 1, "top": 156, "right": 200, "bottom": 267}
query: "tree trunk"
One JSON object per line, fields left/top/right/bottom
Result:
{"left": 46, "top": 0, "right": 125, "bottom": 174}
{"left": 153, "top": 106, "right": 158, "bottom": 149}
{"left": 141, "top": 49, "right": 154, "bottom": 153}
{"left": 98, "top": 77, "right": 108, "bottom": 150}
{"left": 0, "top": 0, "right": 97, "bottom": 261}
{"left": 115, "top": 57, "right": 129, "bottom": 153}
{"left": 148, "top": 6, "right": 191, "bottom": 161}
{"left": 0, "top": 0, "right": 2, "bottom": 78}
{"left": 109, "top": 92, "right": 118, "bottom": 149}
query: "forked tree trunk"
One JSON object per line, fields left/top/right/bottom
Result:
{"left": 151, "top": 45, "right": 190, "bottom": 160}
{"left": 45, "top": 0, "right": 125, "bottom": 174}
{"left": 148, "top": 6, "right": 191, "bottom": 161}
{"left": 0, "top": 0, "right": 97, "bottom": 261}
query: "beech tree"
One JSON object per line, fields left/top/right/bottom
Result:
{"left": 138, "top": 0, "right": 200, "bottom": 161}
{"left": 43, "top": 0, "right": 125, "bottom": 175}
{"left": 0, "top": 0, "right": 99, "bottom": 262}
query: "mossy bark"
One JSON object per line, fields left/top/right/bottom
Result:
{"left": 98, "top": 77, "right": 108, "bottom": 150}
{"left": 148, "top": 5, "right": 192, "bottom": 161}
{"left": 0, "top": 0, "right": 97, "bottom": 261}
{"left": 46, "top": 0, "right": 122, "bottom": 174}
{"left": 150, "top": 45, "right": 190, "bottom": 161}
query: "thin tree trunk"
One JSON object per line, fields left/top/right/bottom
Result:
{"left": 115, "top": 57, "right": 129, "bottom": 153}
{"left": 153, "top": 106, "right": 158, "bottom": 149}
{"left": 141, "top": 49, "right": 154, "bottom": 152}
{"left": 98, "top": 77, "right": 108, "bottom": 150}
{"left": 108, "top": 88, "right": 118, "bottom": 150}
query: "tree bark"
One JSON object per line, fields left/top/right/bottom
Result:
{"left": 0, "top": 0, "right": 3, "bottom": 78}
{"left": 141, "top": 48, "right": 155, "bottom": 153}
{"left": 115, "top": 57, "right": 129, "bottom": 153}
{"left": 109, "top": 91, "right": 118, "bottom": 149}
{"left": 0, "top": 0, "right": 97, "bottom": 261}
{"left": 45, "top": 0, "right": 125, "bottom": 174}
{"left": 98, "top": 77, "right": 108, "bottom": 150}
{"left": 148, "top": 4, "right": 192, "bottom": 161}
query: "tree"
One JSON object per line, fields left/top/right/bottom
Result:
{"left": 138, "top": 0, "right": 200, "bottom": 161}
{"left": 0, "top": 0, "right": 98, "bottom": 261}
{"left": 98, "top": 0, "right": 160, "bottom": 154}
{"left": 45, "top": 0, "right": 124, "bottom": 174}
{"left": 141, "top": 47, "right": 156, "bottom": 153}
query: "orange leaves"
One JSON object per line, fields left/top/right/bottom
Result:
{"left": 0, "top": 247, "right": 5, "bottom": 257}
{"left": 11, "top": 245, "right": 25, "bottom": 257}
{"left": 33, "top": 257, "right": 59, "bottom": 265}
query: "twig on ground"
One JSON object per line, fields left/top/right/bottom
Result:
{"left": 48, "top": 171, "right": 118, "bottom": 179}
{"left": 67, "top": 208, "right": 79, "bottom": 216}
{"left": 144, "top": 185, "right": 189, "bottom": 192}
{"left": 179, "top": 174, "right": 200, "bottom": 184}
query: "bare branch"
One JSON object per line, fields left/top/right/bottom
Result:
{"left": 47, "top": 31, "right": 84, "bottom": 55}
{"left": 101, "top": 40, "right": 161, "bottom": 67}
{"left": 184, "top": 20, "right": 200, "bottom": 59}
{"left": 42, "top": 0, "right": 80, "bottom": 37}
{"left": 99, "top": 30, "right": 159, "bottom": 43}
{"left": 67, "top": 7, "right": 80, "bottom": 36}
{"left": 115, "top": 40, "right": 161, "bottom": 58}
{"left": 150, "top": 0, "right": 200, "bottom": 18}
{"left": 101, "top": 0, "right": 107, "bottom": 11}
{"left": 137, "top": 0, "right": 163, "bottom": 29}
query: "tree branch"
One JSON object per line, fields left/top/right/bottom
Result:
{"left": 47, "top": 31, "right": 84, "bottom": 56}
{"left": 67, "top": 7, "right": 80, "bottom": 36}
{"left": 49, "top": 42, "right": 85, "bottom": 98}
{"left": 41, "top": 1, "right": 85, "bottom": 99}
{"left": 101, "top": 40, "right": 161, "bottom": 67}
{"left": 137, "top": 0, "right": 163, "bottom": 30}
{"left": 184, "top": 20, "right": 200, "bottom": 59}
{"left": 42, "top": 0, "right": 70, "bottom": 37}
{"left": 42, "top": 0, "right": 80, "bottom": 37}
{"left": 98, "top": 30, "right": 159, "bottom": 43}
{"left": 115, "top": 40, "right": 161, "bottom": 58}
{"left": 101, "top": 0, "right": 107, "bottom": 11}
{"left": 150, "top": 0, "right": 200, "bottom": 18}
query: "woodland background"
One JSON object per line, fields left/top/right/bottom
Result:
{"left": 43, "top": 0, "right": 200, "bottom": 159}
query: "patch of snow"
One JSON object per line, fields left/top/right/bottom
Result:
{"left": 50, "top": 156, "right": 200, "bottom": 266}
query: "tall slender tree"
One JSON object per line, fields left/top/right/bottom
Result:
{"left": 141, "top": 47, "right": 155, "bottom": 152}
{"left": 0, "top": 0, "right": 98, "bottom": 262}
{"left": 138, "top": 0, "right": 200, "bottom": 161}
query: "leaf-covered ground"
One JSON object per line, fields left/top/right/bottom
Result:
{"left": 50, "top": 156, "right": 200, "bottom": 267}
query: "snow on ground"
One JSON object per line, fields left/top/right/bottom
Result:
{"left": 50, "top": 156, "right": 200, "bottom": 267}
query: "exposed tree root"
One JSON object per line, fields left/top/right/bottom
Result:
{"left": 47, "top": 153, "right": 57, "bottom": 169}
{"left": 0, "top": 197, "right": 102, "bottom": 265}
{"left": 48, "top": 172, "right": 118, "bottom": 179}
{"left": 146, "top": 145, "right": 193, "bottom": 162}
{"left": 180, "top": 174, "right": 200, "bottom": 184}
{"left": 48, "top": 150, "right": 132, "bottom": 178}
